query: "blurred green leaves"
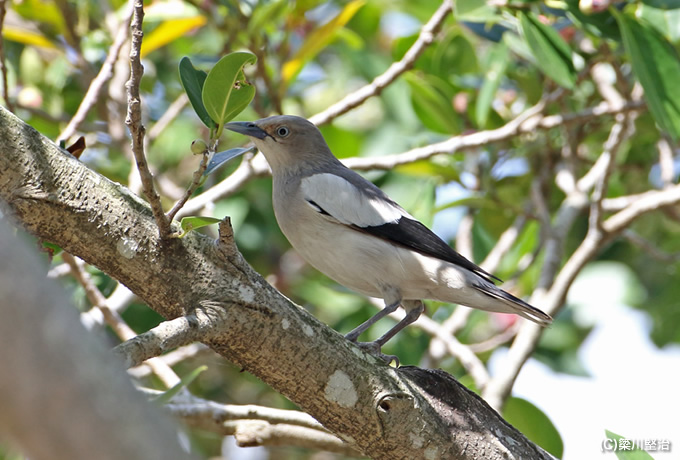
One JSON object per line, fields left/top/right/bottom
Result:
{"left": 519, "top": 11, "right": 576, "bottom": 89}
{"left": 503, "top": 397, "right": 564, "bottom": 458}
{"left": 615, "top": 10, "right": 680, "bottom": 140}
{"left": 152, "top": 366, "right": 208, "bottom": 405}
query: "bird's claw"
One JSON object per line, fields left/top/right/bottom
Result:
{"left": 353, "top": 341, "right": 400, "bottom": 367}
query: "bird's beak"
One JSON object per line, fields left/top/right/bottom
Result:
{"left": 225, "top": 121, "right": 269, "bottom": 140}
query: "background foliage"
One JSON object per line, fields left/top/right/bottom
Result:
{"left": 1, "top": 0, "right": 680, "bottom": 458}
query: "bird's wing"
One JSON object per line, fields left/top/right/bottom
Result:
{"left": 300, "top": 173, "right": 500, "bottom": 283}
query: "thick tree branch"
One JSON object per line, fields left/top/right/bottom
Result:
{"left": 0, "top": 105, "right": 553, "bottom": 460}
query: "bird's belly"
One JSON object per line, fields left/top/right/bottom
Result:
{"left": 277, "top": 216, "right": 454, "bottom": 300}
{"left": 283, "top": 222, "right": 389, "bottom": 297}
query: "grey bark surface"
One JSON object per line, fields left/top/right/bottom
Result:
{"left": 0, "top": 220, "right": 194, "bottom": 460}
{"left": 0, "top": 106, "right": 554, "bottom": 459}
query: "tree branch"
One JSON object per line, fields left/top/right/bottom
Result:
{"left": 58, "top": 4, "right": 133, "bottom": 143}
{"left": 0, "top": 104, "right": 554, "bottom": 460}
{"left": 0, "top": 0, "right": 13, "bottom": 112}
{"left": 309, "top": 0, "right": 453, "bottom": 127}
{"left": 483, "top": 105, "right": 642, "bottom": 410}
{"left": 125, "top": 0, "right": 171, "bottom": 237}
{"left": 343, "top": 99, "right": 644, "bottom": 171}
{"left": 156, "top": 392, "right": 362, "bottom": 456}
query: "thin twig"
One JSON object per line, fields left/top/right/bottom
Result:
{"left": 61, "top": 253, "right": 181, "bottom": 388}
{"left": 588, "top": 114, "right": 632, "bottom": 229}
{"left": 309, "top": 0, "right": 453, "bottom": 126}
{"left": 657, "top": 136, "right": 675, "bottom": 187}
{"left": 125, "top": 0, "right": 172, "bottom": 237}
{"left": 379, "top": 302, "right": 490, "bottom": 389}
{"left": 129, "top": 343, "right": 210, "bottom": 379}
{"left": 0, "top": 0, "right": 13, "bottom": 112}
{"left": 80, "top": 283, "right": 136, "bottom": 329}
{"left": 482, "top": 103, "right": 642, "bottom": 410}
{"left": 114, "top": 310, "right": 223, "bottom": 368}
{"left": 162, "top": 393, "right": 360, "bottom": 456}
{"left": 58, "top": 5, "right": 133, "bottom": 142}
{"left": 252, "top": 39, "right": 282, "bottom": 116}
{"left": 623, "top": 230, "right": 680, "bottom": 263}
{"left": 177, "top": 152, "right": 270, "bottom": 218}
{"left": 468, "top": 322, "right": 520, "bottom": 354}
{"left": 343, "top": 99, "right": 644, "bottom": 171}
{"left": 166, "top": 151, "right": 209, "bottom": 222}
{"left": 603, "top": 183, "right": 680, "bottom": 234}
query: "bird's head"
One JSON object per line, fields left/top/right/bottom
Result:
{"left": 225, "top": 115, "right": 336, "bottom": 174}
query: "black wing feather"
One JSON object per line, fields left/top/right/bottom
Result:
{"left": 354, "top": 216, "right": 501, "bottom": 283}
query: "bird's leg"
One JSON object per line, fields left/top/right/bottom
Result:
{"left": 344, "top": 299, "right": 401, "bottom": 343}
{"left": 353, "top": 301, "right": 425, "bottom": 366}
{"left": 373, "top": 300, "right": 424, "bottom": 347}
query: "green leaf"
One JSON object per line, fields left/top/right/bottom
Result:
{"left": 178, "top": 57, "right": 216, "bottom": 129}
{"left": 395, "top": 159, "right": 461, "bottom": 182}
{"left": 202, "top": 52, "right": 257, "bottom": 131}
{"left": 432, "top": 30, "right": 479, "bottom": 76}
{"left": 404, "top": 72, "right": 461, "bottom": 134}
{"left": 498, "top": 220, "right": 539, "bottom": 276}
{"left": 642, "top": 0, "right": 680, "bottom": 9}
{"left": 152, "top": 366, "right": 208, "bottom": 405}
{"left": 434, "top": 194, "right": 495, "bottom": 212}
{"left": 615, "top": 11, "right": 680, "bottom": 140}
{"left": 564, "top": 0, "right": 621, "bottom": 40}
{"left": 13, "top": 0, "right": 66, "bottom": 34}
{"left": 503, "top": 397, "right": 564, "bottom": 458}
{"left": 454, "top": 0, "right": 498, "bottom": 22}
{"left": 519, "top": 12, "right": 576, "bottom": 89}
{"left": 178, "top": 216, "right": 222, "bottom": 237}
{"left": 476, "top": 41, "right": 509, "bottom": 127}
{"left": 605, "top": 430, "right": 656, "bottom": 460}
{"left": 638, "top": 4, "right": 680, "bottom": 43}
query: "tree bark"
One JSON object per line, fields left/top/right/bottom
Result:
{"left": 0, "top": 106, "right": 554, "bottom": 459}
{"left": 0, "top": 218, "right": 194, "bottom": 460}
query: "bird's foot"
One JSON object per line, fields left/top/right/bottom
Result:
{"left": 353, "top": 341, "right": 400, "bottom": 367}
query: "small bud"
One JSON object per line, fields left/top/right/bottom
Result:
{"left": 191, "top": 139, "right": 208, "bottom": 155}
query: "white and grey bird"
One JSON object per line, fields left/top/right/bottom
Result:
{"left": 225, "top": 115, "right": 551, "bottom": 362}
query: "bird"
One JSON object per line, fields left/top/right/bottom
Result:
{"left": 224, "top": 115, "right": 552, "bottom": 363}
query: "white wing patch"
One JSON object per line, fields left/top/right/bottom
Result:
{"left": 301, "top": 173, "right": 403, "bottom": 227}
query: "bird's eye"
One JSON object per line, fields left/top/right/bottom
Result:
{"left": 276, "top": 126, "right": 290, "bottom": 137}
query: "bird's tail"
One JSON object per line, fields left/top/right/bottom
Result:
{"left": 472, "top": 282, "right": 552, "bottom": 326}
